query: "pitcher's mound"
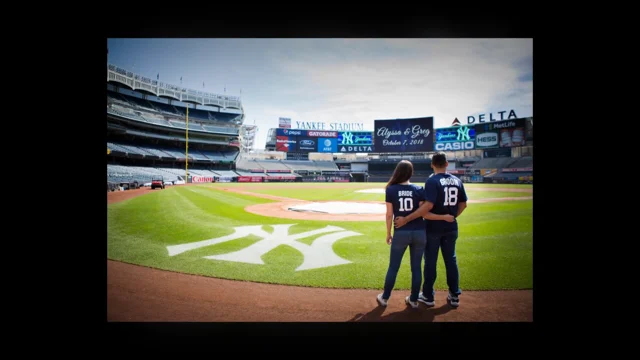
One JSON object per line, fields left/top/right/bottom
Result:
{"left": 288, "top": 201, "right": 386, "bottom": 215}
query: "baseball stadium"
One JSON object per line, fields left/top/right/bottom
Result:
{"left": 107, "top": 63, "right": 533, "bottom": 322}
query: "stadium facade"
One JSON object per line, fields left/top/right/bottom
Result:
{"left": 106, "top": 63, "right": 532, "bottom": 188}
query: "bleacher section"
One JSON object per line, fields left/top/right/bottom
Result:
{"left": 506, "top": 156, "right": 532, "bottom": 169}
{"left": 107, "top": 165, "right": 244, "bottom": 183}
{"left": 107, "top": 164, "right": 183, "bottom": 183}
{"left": 470, "top": 157, "right": 517, "bottom": 169}
{"left": 107, "top": 90, "right": 241, "bottom": 135}
{"left": 107, "top": 141, "right": 238, "bottom": 163}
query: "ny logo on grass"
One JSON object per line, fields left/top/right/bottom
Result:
{"left": 166, "top": 224, "right": 360, "bottom": 271}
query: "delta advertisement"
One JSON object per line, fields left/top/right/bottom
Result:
{"left": 337, "top": 131, "right": 374, "bottom": 153}
{"left": 373, "top": 117, "right": 434, "bottom": 153}
{"left": 474, "top": 118, "right": 526, "bottom": 149}
{"left": 435, "top": 125, "right": 476, "bottom": 151}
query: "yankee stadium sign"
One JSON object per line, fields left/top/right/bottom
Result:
{"left": 295, "top": 121, "right": 365, "bottom": 131}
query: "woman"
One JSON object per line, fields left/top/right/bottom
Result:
{"left": 377, "top": 160, "right": 454, "bottom": 308}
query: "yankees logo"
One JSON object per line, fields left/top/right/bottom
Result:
{"left": 166, "top": 224, "right": 360, "bottom": 271}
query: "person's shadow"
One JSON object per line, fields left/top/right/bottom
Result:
{"left": 347, "top": 304, "right": 453, "bottom": 322}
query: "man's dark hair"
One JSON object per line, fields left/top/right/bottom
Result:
{"left": 431, "top": 152, "right": 448, "bottom": 168}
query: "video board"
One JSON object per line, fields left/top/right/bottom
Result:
{"left": 373, "top": 117, "right": 434, "bottom": 153}
{"left": 275, "top": 128, "right": 339, "bottom": 153}
{"left": 434, "top": 125, "right": 476, "bottom": 151}
{"left": 336, "top": 131, "right": 374, "bottom": 153}
{"left": 474, "top": 118, "right": 526, "bottom": 149}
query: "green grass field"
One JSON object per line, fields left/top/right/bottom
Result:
{"left": 107, "top": 182, "right": 532, "bottom": 291}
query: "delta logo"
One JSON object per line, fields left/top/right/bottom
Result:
{"left": 451, "top": 118, "right": 461, "bottom": 126}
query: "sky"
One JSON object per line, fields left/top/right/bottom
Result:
{"left": 107, "top": 38, "right": 532, "bottom": 150}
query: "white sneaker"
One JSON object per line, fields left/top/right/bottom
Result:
{"left": 448, "top": 292, "right": 459, "bottom": 307}
{"left": 405, "top": 296, "right": 419, "bottom": 309}
{"left": 418, "top": 292, "right": 435, "bottom": 306}
{"left": 377, "top": 293, "right": 388, "bottom": 307}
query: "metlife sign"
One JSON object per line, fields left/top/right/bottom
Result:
{"left": 474, "top": 118, "right": 526, "bottom": 149}
{"left": 434, "top": 125, "right": 476, "bottom": 151}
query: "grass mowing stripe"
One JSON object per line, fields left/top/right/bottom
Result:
{"left": 108, "top": 183, "right": 532, "bottom": 290}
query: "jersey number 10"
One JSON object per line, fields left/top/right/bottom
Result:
{"left": 398, "top": 197, "right": 414, "bottom": 211}
{"left": 443, "top": 186, "right": 458, "bottom": 206}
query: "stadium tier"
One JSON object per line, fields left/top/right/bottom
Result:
{"left": 107, "top": 64, "right": 532, "bottom": 186}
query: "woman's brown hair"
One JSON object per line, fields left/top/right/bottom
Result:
{"left": 385, "top": 160, "right": 414, "bottom": 188}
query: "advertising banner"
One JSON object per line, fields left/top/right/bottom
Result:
{"left": 374, "top": 117, "right": 434, "bottom": 153}
{"left": 267, "top": 169, "right": 292, "bottom": 173}
{"left": 191, "top": 176, "right": 213, "bottom": 183}
{"left": 317, "top": 138, "right": 338, "bottom": 152}
{"left": 297, "top": 137, "right": 317, "bottom": 152}
{"left": 238, "top": 176, "right": 263, "bottom": 182}
{"left": 275, "top": 129, "right": 340, "bottom": 153}
{"left": 279, "top": 117, "right": 291, "bottom": 128}
{"left": 480, "top": 169, "right": 498, "bottom": 176}
{"left": 502, "top": 167, "right": 533, "bottom": 172}
{"left": 307, "top": 131, "right": 338, "bottom": 138}
{"left": 474, "top": 118, "right": 526, "bottom": 148}
{"left": 276, "top": 135, "right": 296, "bottom": 152}
{"left": 337, "top": 131, "right": 374, "bottom": 153}
{"left": 435, "top": 125, "right": 476, "bottom": 151}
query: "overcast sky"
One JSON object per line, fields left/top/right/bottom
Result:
{"left": 107, "top": 38, "right": 532, "bottom": 149}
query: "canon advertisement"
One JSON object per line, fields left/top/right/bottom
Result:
{"left": 434, "top": 125, "right": 476, "bottom": 151}
{"left": 474, "top": 118, "right": 526, "bottom": 149}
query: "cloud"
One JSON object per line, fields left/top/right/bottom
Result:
{"left": 268, "top": 39, "right": 533, "bottom": 130}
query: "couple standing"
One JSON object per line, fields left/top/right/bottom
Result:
{"left": 377, "top": 152, "right": 468, "bottom": 309}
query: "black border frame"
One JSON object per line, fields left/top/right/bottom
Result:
{"left": 96, "top": 10, "right": 551, "bottom": 347}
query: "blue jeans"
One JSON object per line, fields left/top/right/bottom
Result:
{"left": 382, "top": 229, "right": 427, "bottom": 302}
{"left": 423, "top": 230, "right": 462, "bottom": 301}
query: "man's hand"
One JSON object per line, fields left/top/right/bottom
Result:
{"left": 394, "top": 216, "right": 407, "bottom": 228}
{"left": 386, "top": 234, "right": 393, "bottom": 245}
{"left": 443, "top": 215, "right": 455, "bottom": 222}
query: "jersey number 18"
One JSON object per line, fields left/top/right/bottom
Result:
{"left": 443, "top": 186, "right": 458, "bottom": 206}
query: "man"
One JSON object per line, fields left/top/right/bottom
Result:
{"left": 394, "top": 152, "right": 468, "bottom": 307}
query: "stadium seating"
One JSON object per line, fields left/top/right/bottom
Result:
{"left": 107, "top": 89, "right": 241, "bottom": 136}
{"left": 506, "top": 156, "right": 532, "bottom": 169}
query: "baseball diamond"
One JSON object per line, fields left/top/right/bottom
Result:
{"left": 107, "top": 182, "right": 532, "bottom": 322}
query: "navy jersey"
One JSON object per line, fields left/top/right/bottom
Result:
{"left": 424, "top": 173, "right": 468, "bottom": 233}
{"left": 385, "top": 183, "right": 426, "bottom": 231}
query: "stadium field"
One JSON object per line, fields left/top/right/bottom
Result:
{"left": 107, "top": 182, "right": 532, "bottom": 291}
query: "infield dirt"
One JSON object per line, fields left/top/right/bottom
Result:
{"left": 107, "top": 184, "right": 533, "bottom": 322}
